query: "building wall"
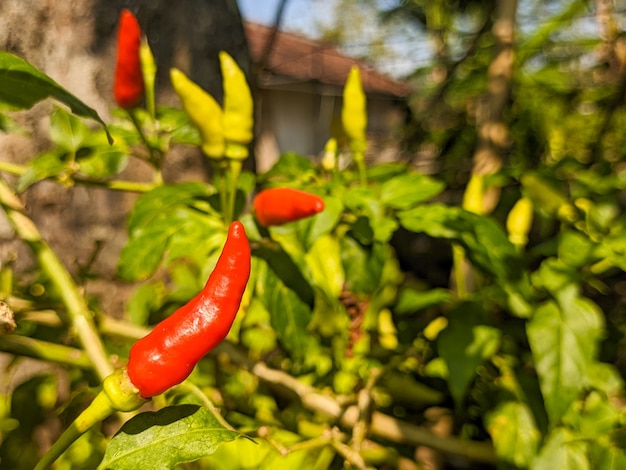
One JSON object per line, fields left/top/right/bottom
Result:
{"left": 254, "top": 83, "right": 407, "bottom": 172}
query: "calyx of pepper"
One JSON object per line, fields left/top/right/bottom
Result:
{"left": 103, "top": 368, "right": 147, "bottom": 412}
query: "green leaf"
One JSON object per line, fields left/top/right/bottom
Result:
{"left": 78, "top": 145, "right": 128, "bottom": 179}
{"left": 437, "top": 302, "right": 501, "bottom": 406}
{"left": 259, "top": 260, "right": 313, "bottom": 358}
{"left": 399, "top": 204, "right": 532, "bottom": 316}
{"left": 126, "top": 183, "right": 214, "bottom": 237}
{"left": 260, "top": 152, "right": 317, "bottom": 182}
{"left": 563, "top": 391, "right": 620, "bottom": 439}
{"left": 558, "top": 230, "right": 600, "bottom": 268}
{"left": 49, "top": 107, "right": 91, "bottom": 152}
{"left": 305, "top": 196, "right": 343, "bottom": 246}
{"left": 485, "top": 401, "right": 540, "bottom": 469}
{"left": 0, "top": 52, "right": 111, "bottom": 142}
{"left": 127, "top": 281, "right": 165, "bottom": 326}
{"left": 340, "top": 237, "right": 385, "bottom": 294}
{"left": 380, "top": 172, "right": 445, "bottom": 210}
{"left": 157, "top": 106, "right": 202, "bottom": 146}
{"left": 100, "top": 405, "right": 239, "bottom": 470}
{"left": 366, "top": 162, "right": 407, "bottom": 181}
{"left": 202, "top": 427, "right": 335, "bottom": 470}
{"left": 588, "top": 430, "right": 626, "bottom": 470}
{"left": 118, "top": 219, "right": 178, "bottom": 281}
{"left": 526, "top": 298, "right": 603, "bottom": 425}
{"left": 394, "top": 287, "right": 452, "bottom": 315}
{"left": 118, "top": 183, "right": 220, "bottom": 280}
{"left": 344, "top": 186, "right": 398, "bottom": 243}
{"left": 17, "top": 150, "right": 67, "bottom": 192}
{"left": 240, "top": 298, "right": 277, "bottom": 358}
{"left": 305, "top": 234, "right": 344, "bottom": 298}
{"left": 253, "top": 241, "right": 314, "bottom": 308}
{"left": 531, "top": 258, "right": 581, "bottom": 296}
{"left": 532, "top": 427, "right": 590, "bottom": 470}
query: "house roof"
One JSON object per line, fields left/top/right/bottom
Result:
{"left": 244, "top": 22, "right": 412, "bottom": 98}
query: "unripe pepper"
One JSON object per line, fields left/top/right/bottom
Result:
{"left": 506, "top": 197, "right": 534, "bottom": 249}
{"left": 114, "top": 9, "right": 144, "bottom": 109}
{"left": 170, "top": 68, "right": 225, "bottom": 159}
{"left": 342, "top": 66, "right": 367, "bottom": 157}
{"left": 126, "top": 221, "right": 251, "bottom": 398}
{"left": 219, "top": 51, "right": 254, "bottom": 159}
{"left": 253, "top": 188, "right": 325, "bottom": 227}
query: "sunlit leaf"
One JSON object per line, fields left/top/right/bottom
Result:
{"left": 485, "top": 401, "right": 540, "bottom": 469}
{"left": 526, "top": 297, "right": 603, "bottom": 425}
{"left": 532, "top": 427, "right": 589, "bottom": 470}
{"left": 0, "top": 52, "right": 111, "bottom": 142}
{"left": 100, "top": 405, "right": 239, "bottom": 470}
{"left": 118, "top": 183, "right": 221, "bottom": 280}
{"left": 305, "top": 234, "right": 344, "bottom": 298}
{"left": 49, "top": 107, "right": 91, "bottom": 152}
{"left": 17, "top": 150, "right": 67, "bottom": 192}
{"left": 380, "top": 172, "right": 445, "bottom": 210}
{"left": 260, "top": 260, "right": 313, "bottom": 358}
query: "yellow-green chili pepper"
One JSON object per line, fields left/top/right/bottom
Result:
{"left": 506, "top": 197, "right": 534, "bottom": 249}
{"left": 342, "top": 66, "right": 367, "bottom": 158}
{"left": 462, "top": 174, "right": 485, "bottom": 215}
{"left": 140, "top": 37, "right": 157, "bottom": 119}
{"left": 321, "top": 137, "right": 338, "bottom": 172}
{"left": 219, "top": 51, "right": 253, "bottom": 160}
{"left": 170, "top": 68, "right": 225, "bottom": 159}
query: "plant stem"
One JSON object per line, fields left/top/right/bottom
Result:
{"left": 0, "top": 178, "right": 113, "bottom": 380}
{"left": 72, "top": 177, "right": 156, "bottom": 193}
{"left": 34, "top": 391, "right": 114, "bottom": 470}
{"left": 0, "top": 161, "right": 26, "bottom": 175}
{"left": 355, "top": 153, "right": 367, "bottom": 186}
{"left": 225, "top": 160, "right": 242, "bottom": 225}
{"left": 214, "top": 341, "right": 497, "bottom": 465}
{"left": 127, "top": 109, "right": 160, "bottom": 169}
{"left": 0, "top": 335, "right": 92, "bottom": 369}
{"left": 213, "top": 163, "right": 229, "bottom": 224}
{"left": 0, "top": 160, "right": 155, "bottom": 193}
{"left": 452, "top": 244, "right": 467, "bottom": 298}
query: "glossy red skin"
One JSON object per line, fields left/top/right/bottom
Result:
{"left": 253, "top": 188, "right": 325, "bottom": 227}
{"left": 114, "top": 9, "right": 144, "bottom": 109}
{"left": 126, "top": 222, "right": 251, "bottom": 398}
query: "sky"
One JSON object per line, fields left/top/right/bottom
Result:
{"left": 236, "top": 0, "right": 426, "bottom": 78}
{"left": 237, "top": 0, "right": 322, "bottom": 37}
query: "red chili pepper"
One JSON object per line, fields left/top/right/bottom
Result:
{"left": 114, "top": 9, "right": 144, "bottom": 109}
{"left": 126, "top": 222, "right": 251, "bottom": 398}
{"left": 253, "top": 188, "right": 325, "bottom": 227}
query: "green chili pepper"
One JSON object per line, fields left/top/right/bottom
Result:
{"left": 219, "top": 51, "right": 253, "bottom": 160}
{"left": 170, "top": 68, "right": 225, "bottom": 159}
{"left": 462, "top": 174, "right": 485, "bottom": 215}
{"left": 140, "top": 37, "right": 157, "bottom": 119}
{"left": 342, "top": 66, "right": 367, "bottom": 158}
{"left": 507, "top": 197, "right": 533, "bottom": 249}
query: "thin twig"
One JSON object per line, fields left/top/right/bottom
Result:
{"left": 0, "top": 178, "right": 113, "bottom": 380}
{"left": 23, "top": 314, "right": 497, "bottom": 464}
{"left": 0, "top": 335, "right": 91, "bottom": 369}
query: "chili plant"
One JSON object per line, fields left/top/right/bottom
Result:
{"left": 0, "top": 8, "right": 625, "bottom": 470}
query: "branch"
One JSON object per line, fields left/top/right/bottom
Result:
{"left": 213, "top": 341, "right": 497, "bottom": 465}
{"left": 0, "top": 177, "right": 113, "bottom": 380}
{"left": 18, "top": 314, "right": 496, "bottom": 464}
{"left": 0, "top": 335, "right": 92, "bottom": 369}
